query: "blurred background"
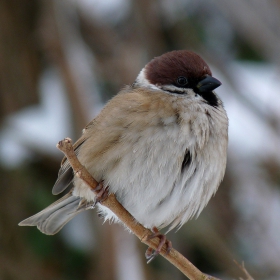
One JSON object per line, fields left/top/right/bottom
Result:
{"left": 1, "top": 0, "right": 280, "bottom": 279}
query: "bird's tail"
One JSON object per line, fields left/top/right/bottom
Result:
{"left": 19, "top": 191, "right": 94, "bottom": 235}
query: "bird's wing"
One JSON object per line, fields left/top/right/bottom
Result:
{"left": 52, "top": 103, "right": 102, "bottom": 196}
{"left": 52, "top": 86, "right": 135, "bottom": 195}
{"left": 52, "top": 124, "right": 93, "bottom": 195}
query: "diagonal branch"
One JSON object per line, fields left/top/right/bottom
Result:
{"left": 56, "top": 137, "right": 221, "bottom": 280}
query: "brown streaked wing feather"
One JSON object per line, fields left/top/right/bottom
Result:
{"left": 53, "top": 86, "right": 141, "bottom": 195}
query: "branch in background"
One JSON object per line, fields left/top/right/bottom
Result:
{"left": 211, "top": 0, "right": 280, "bottom": 64}
{"left": 56, "top": 137, "right": 221, "bottom": 280}
{"left": 234, "top": 261, "right": 255, "bottom": 280}
{"left": 40, "top": 0, "right": 90, "bottom": 135}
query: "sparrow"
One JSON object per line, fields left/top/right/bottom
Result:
{"left": 19, "top": 50, "right": 228, "bottom": 260}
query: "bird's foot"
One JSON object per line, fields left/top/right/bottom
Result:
{"left": 93, "top": 181, "right": 109, "bottom": 204}
{"left": 145, "top": 227, "right": 172, "bottom": 263}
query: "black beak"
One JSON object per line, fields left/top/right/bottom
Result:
{"left": 196, "top": 75, "right": 221, "bottom": 93}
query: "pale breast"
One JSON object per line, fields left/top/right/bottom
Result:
{"left": 73, "top": 88, "right": 228, "bottom": 230}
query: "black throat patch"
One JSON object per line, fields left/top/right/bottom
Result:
{"left": 199, "top": 91, "right": 219, "bottom": 107}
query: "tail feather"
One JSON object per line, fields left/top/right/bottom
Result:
{"left": 19, "top": 192, "right": 93, "bottom": 235}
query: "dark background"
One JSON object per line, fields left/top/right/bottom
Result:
{"left": 1, "top": 0, "right": 280, "bottom": 279}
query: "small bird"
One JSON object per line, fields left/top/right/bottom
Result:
{"left": 19, "top": 50, "right": 228, "bottom": 260}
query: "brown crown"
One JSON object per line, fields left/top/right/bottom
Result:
{"left": 145, "top": 50, "right": 212, "bottom": 86}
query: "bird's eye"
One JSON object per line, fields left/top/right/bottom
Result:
{"left": 177, "top": 76, "right": 188, "bottom": 87}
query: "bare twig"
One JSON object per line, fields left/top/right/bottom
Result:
{"left": 40, "top": 1, "right": 90, "bottom": 135}
{"left": 234, "top": 260, "right": 255, "bottom": 280}
{"left": 56, "top": 137, "right": 221, "bottom": 280}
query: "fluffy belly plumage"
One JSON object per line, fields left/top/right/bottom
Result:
{"left": 73, "top": 118, "right": 225, "bottom": 231}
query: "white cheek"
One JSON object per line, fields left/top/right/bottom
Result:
{"left": 135, "top": 69, "right": 159, "bottom": 90}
